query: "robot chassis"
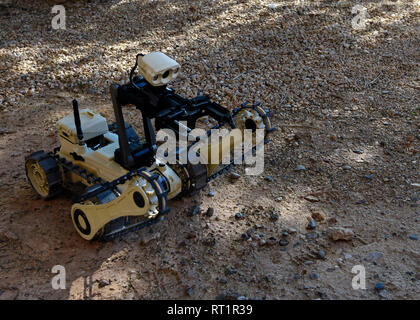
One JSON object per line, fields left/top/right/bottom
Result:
{"left": 25, "top": 52, "right": 274, "bottom": 241}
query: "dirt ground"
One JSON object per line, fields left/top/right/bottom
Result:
{"left": 0, "top": 0, "right": 419, "bottom": 300}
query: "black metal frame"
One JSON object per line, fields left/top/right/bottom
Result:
{"left": 109, "top": 76, "right": 235, "bottom": 170}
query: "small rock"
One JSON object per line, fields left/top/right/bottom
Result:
{"left": 230, "top": 172, "right": 241, "bottom": 180}
{"left": 264, "top": 176, "right": 273, "bottom": 182}
{"left": 188, "top": 205, "right": 201, "bottom": 216}
{"left": 259, "top": 239, "right": 266, "bottom": 246}
{"left": 235, "top": 212, "right": 244, "bottom": 220}
{"left": 266, "top": 237, "right": 277, "bottom": 246}
{"left": 98, "top": 279, "right": 110, "bottom": 288}
{"left": 241, "top": 233, "right": 250, "bottom": 240}
{"left": 309, "top": 273, "right": 319, "bottom": 280}
{"left": 353, "top": 150, "right": 364, "bottom": 154}
{"left": 329, "top": 227, "right": 354, "bottom": 241}
{"left": 186, "top": 287, "right": 194, "bottom": 296}
{"left": 408, "top": 234, "right": 418, "bottom": 240}
{"left": 225, "top": 267, "right": 236, "bottom": 276}
{"left": 375, "top": 282, "right": 385, "bottom": 291}
{"left": 186, "top": 232, "right": 196, "bottom": 239}
{"left": 205, "top": 207, "right": 214, "bottom": 217}
{"left": 140, "top": 232, "right": 160, "bottom": 245}
{"left": 275, "top": 196, "right": 283, "bottom": 202}
{"left": 269, "top": 212, "right": 279, "bottom": 221}
{"left": 279, "top": 238, "right": 289, "bottom": 246}
{"left": 295, "top": 165, "right": 307, "bottom": 171}
{"left": 364, "top": 251, "right": 384, "bottom": 264}
{"left": 317, "top": 250, "right": 326, "bottom": 259}
{"left": 378, "top": 289, "right": 390, "bottom": 299}
{"left": 219, "top": 278, "right": 227, "bottom": 284}
{"left": 288, "top": 228, "right": 297, "bottom": 234}
{"left": 344, "top": 254, "right": 352, "bottom": 260}
{"left": 304, "top": 195, "right": 320, "bottom": 202}
{"left": 306, "top": 219, "right": 316, "bottom": 230}
{"left": 363, "top": 174, "right": 374, "bottom": 180}
{"left": 311, "top": 211, "right": 326, "bottom": 222}
{"left": 207, "top": 190, "right": 215, "bottom": 197}
{"left": 343, "top": 165, "right": 352, "bottom": 170}
{"left": 237, "top": 296, "right": 247, "bottom": 300}
{"left": 306, "top": 232, "right": 318, "bottom": 240}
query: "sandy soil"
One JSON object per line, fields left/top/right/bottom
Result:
{"left": 0, "top": 0, "right": 419, "bottom": 300}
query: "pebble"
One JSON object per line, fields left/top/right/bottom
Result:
{"left": 269, "top": 212, "right": 279, "bottom": 221}
{"left": 235, "top": 212, "right": 244, "bottom": 220}
{"left": 353, "top": 150, "right": 364, "bottom": 154}
{"left": 279, "top": 238, "right": 289, "bottom": 246}
{"left": 343, "top": 165, "right": 352, "bottom": 170}
{"left": 364, "top": 251, "right": 384, "bottom": 264}
{"left": 207, "top": 190, "right": 215, "bottom": 197}
{"left": 363, "top": 174, "right": 374, "bottom": 180}
{"left": 219, "top": 278, "right": 227, "bottom": 284}
{"left": 266, "top": 237, "right": 277, "bottom": 246}
{"left": 311, "top": 211, "right": 326, "bottom": 222}
{"left": 378, "top": 289, "right": 390, "bottom": 299}
{"left": 186, "top": 287, "right": 194, "bottom": 296}
{"left": 140, "top": 232, "right": 160, "bottom": 245}
{"left": 275, "top": 196, "right": 283, "bottom": 202}
{"left": 188, "top": 205, "right": 200, "bottom": 216}
{"left": 225, "top": 267, "right": 236, "bottom": 276}
{"left": 241, "top": 233, "right": 250, "bottom": 240}
{"left": 295, "top": 165, "right": 307, "bottom": 171}
{"left": 328, "top": 227, "right": 354, "bottom": 241}
{"left": 288, "top": 228, "right": 297, "bottom": 234}
{"left": 205, "top": 207, "right": 214, "bottom": 217}
{"left": 306, "top": 232, "right": 318, "bottom": 240}
{"left": 317, "top": 250, "right": 326, "bottom": 259}
{"left": 230, "top": 172, "right": 241, "bottom": 180}
{"left": 98, "top": 279, "right": 110, "bottom": 288}
{"left": 408, "top": 234, "right": 418, "bottom": 240}
{"left": 309, "top": 273, "right": 319, "bottom": 280}
{"left": 306, "top": 219, "right": 316, "bottom": 230}
{"left": 264, "top": 176, "right": 273, "bottom": 182}
{"left": 304, "top": 195, "right": 320, "bottom": 202}
{"left": 375, "top": 282, "right": 385, "bottom": 291}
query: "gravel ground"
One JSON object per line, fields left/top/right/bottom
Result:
{"left": 0, "top": 0, "right": 419, "bottom": 300}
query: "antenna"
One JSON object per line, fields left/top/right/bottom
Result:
{"left": 72, "top": 99, "right": 84, "bottom": 144}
